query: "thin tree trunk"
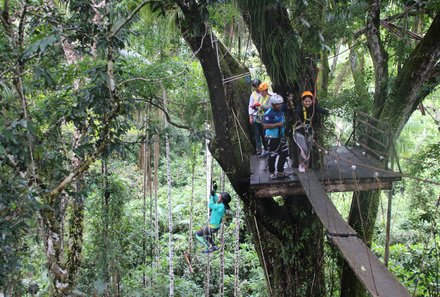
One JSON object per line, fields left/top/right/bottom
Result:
{"left": 102, "top": 158, "right": 110, "bottom": 294}
{"left": 154, "top": 132, "right": 160, "bottom": 268}
{"left": 234, "top": 199, "right": 241, "bottom": 297}
{"left": 163, "top": 85, "right": 174, "bottom": 297}
{"left": 330, "top": 42, "right": 341, "bottom": 77}
{"left": 219, "top": 168, "right": 226, "bottom": 296}
{"left": 384, "top": 187, "right": 393, "bottom": 267}
{"left": 219, "top": 224, "right": 225, "bottom": 297}
{"left": 189, "top": 145, "right": 197, "bottom": 254}
{"left": 349, "top": 46, "right": 369, "bottom": 101}
{"left": 205, "top": 136, "right": 213, "bottom": 297}
{"left": 366, "top": 0, "right": 389, "bottom": 119}
{"left": 333, "top": 62, "right": 349, "bottom": 96}
{"left": 319, "top": 49, "right": 330, "bottom": 99}
{"left": 147, "top": 130, "right": 153, "bottom": 285}
{"left": 142, "top": 129, "right": 148, "bottom": 287}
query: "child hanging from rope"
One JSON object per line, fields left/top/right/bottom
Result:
{"left": 194, "top": 187, "right": 232, "bottom": 253}
{"left": 293, "top": 91, "right": 329, "bottom": 173}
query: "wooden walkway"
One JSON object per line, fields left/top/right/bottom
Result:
{"left": 297, "top": 171, "right": 410, "bottom": 297}
{"left": 250, "top": 146, "right": 402, "bottom": 198}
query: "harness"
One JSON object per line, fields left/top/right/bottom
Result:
{"left": 265, "top": 111, "right": 287, "bottom": 153}
{"left": 295, "top": 105, "right": 315, "bottom": 135}
{"left": 255, "top": 94, "right": 270, "bottom": 120}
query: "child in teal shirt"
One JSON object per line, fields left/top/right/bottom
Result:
{"left": 195, "top": 192, "right": 231, "bottom": 253}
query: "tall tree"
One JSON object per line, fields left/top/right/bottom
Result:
{"left": 163, "top": 85, "right": 175, "bottom": 296}
{"left": 341, "top": 4, "right": 440, "bottom": 297}
{"left": 149, "top": 1, "right": 440, "bottom": 296}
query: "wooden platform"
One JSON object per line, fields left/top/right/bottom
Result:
{"left": 250, "top": 146, "right": 402, "bottom": 198}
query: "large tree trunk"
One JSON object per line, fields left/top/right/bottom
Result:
{"left": 341, "top": 8, "right": 440, "bottom": 297}
{"left": 170, "top": 1, "right": 439, "bottom": 296}
{"left": 382, "top": 13, "right": 440, "bottom": 135}
{"left": 173, "top": 1, "right": 326, "bottom": 296}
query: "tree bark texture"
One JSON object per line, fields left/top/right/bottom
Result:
{"left": 173, "top": 1, "right": 326, "bottom": 296}
{"left": 342, "top": 9, "right": 440, "bottom": 297}
{"left": 169, "top": 1, "right": 440, "bottom": 297}
{"left": 366, "top": 0, "right": 389, "bottom": 119}
{"left": 382, "top": 13, "right": 440, "bottom": 136}
{"left": 163, "top": 85, "right": 175, "bottom": 297}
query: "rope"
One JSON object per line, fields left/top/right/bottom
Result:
{"left": 230, "top": 105, "right": 252, "bottom": 145}
{"left": 232, "top": 109, "right": 244, "bottom": 162}
{"left": 223, "top": 72, "right": 251, "bottom": 84}
{"left": 254, "top": 215, "right": 272, "bottom": 296}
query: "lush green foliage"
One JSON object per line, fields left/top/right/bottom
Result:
{"left": 1, "top": 0, "right": 439, "bottom": 296}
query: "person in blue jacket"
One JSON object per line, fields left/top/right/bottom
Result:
{"left": 195, "top": 191, "right": 232, "bottom": 253}
{"left": 263, "top": 94, "right": 289, "bottom": 179}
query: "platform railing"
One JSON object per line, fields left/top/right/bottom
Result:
{"left": 345, "top": 111, "right": 400, "bottom": 171}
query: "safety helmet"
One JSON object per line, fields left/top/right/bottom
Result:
{"left": 270, "top": 94, "right": 283, "bottom": 105}
{"left": 258, "top": 82, "right": 269, "bottom": 92}
{"left": 301, "top": 91, "right": 314, "bottom": 100}
{"left": 252, "top": 79, "right": 262, "bottom": 88}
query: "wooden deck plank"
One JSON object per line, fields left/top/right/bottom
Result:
{"left": 250, "top": 146, "right": 401, "bottom": 197}
{"left": 329, "top": 236, "right": 411, "bottom": 297}
{"left": 297, "top": 171, "right": 357, "bottom": 236}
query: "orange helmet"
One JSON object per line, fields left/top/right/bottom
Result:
{"left": 301, "top": 91, "right": 314, "bottom": 100}
{"left": 258, "top": 82, "right": 269, "bottom": 92}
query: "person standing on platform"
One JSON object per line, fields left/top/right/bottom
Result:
{"left": 293, "top": 91, "right": 329, "bottom": 173}
{"left": 263, "top": 94, "right": 289, "bottom": 179}
{"left": 249, "top": 80, "right": 271, "bottom": 155}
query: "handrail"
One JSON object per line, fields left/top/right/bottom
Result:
{"left": 350, "top": 110, "right": 398, "bottom": 169}
{"left": 356, "top": 111, "right": 390, "bottom": 126}
{"left": 356, "top": 118, "right": 388, "bottom": 134}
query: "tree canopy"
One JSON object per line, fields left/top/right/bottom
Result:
{"left": 1, "top": 0, "right": 439, "bottom": 296}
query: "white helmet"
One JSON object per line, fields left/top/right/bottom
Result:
{"left": 270, "top": 94, "right": 283, "bottom": 105}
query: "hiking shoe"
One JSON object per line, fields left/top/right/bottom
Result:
{"left": 269, "top": 173, "right": 278, "bottom": 179}
{"left": 298, "top": 164, "right": 305, "bottom": 173}
{"left": 276, "top": 171, "right": 289, "bottom": 178}
{"left": 210, "top": 245, "right": 219, "bottom": 252}
{"left": 259, "top": 151, "right": 270, "bottom": 158}
{"left": 202, "top": 248, "right": 212, "bottom": 254}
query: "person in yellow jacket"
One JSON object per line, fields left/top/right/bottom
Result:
{"left": 248, "top": 80, "right": 271, "bottom": 155}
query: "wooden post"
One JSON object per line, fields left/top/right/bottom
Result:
{"left": 384, "top": 149, "right": 394, "bottom": 266}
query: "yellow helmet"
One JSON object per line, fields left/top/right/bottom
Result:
{"left": 258, "top": 82, "right": 269, "bottom": 92}
{"left": 301, "top": 91, "right": 314, "bottom": 100}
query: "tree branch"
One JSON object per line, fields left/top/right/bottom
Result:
{"left": 366, "top": 0, "right": 388, "bottom": 119}
{"left": 110, "top": 0, "right": 150, "bottom": 38}
{"left": 47, "top": 103, "right": 121, "bottom": 202}
{"left": 385, "top": 14, "right": 440, "bottom": 135}
{"left": 17, "top": 0, "right": 28, "bottom": 49}
{"left": 149, "top": 98, "right": 193, "bottom": 130}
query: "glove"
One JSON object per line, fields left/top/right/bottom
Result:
{"left": 211, "top": 182, "right": 218, "bottom": 196}
{"left": 252, "top": 103, "right": 261, "bottom": 110}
